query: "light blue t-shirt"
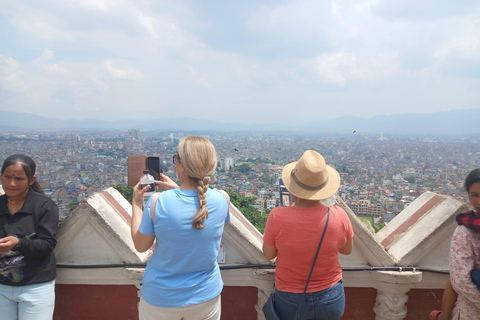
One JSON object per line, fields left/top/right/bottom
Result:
{"left": 139, "top": 188, "right": 230, "bottom": 307}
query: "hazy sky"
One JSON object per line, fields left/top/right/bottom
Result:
{"left": 1, "top": 0, "right": 479, "bottom": 125}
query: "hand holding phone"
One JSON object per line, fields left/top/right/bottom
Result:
{"left": 155, "top": 173, "right": 179, "bottom": 190}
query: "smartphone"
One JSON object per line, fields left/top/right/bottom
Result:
{"left": 147, "top": 156, "right": 161, "bottom": 180}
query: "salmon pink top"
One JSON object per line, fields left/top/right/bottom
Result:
{"left": 263, "top": 205, "right": 353, "bottom": 293}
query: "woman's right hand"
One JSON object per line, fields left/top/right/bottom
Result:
{"left": 131, "top": 182, "right": 156, "bottom": 253}
{"left": 155, "top": 173, "right": 179, "bottom": 190}
{"left": 0, "top": 236, "right": 19, "bottom": 254}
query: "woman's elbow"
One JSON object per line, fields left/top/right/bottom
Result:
{"left": 262, "top": 244, "right": 277, "bottom": 260}
{"left": 263, "top": 252, "right": 276, "bottom": 260}
{"left": 134, "top": 243, "right": 150, "bottom": 253}
{"left": 132, "top": 235, "right": 154, "bottom": 253}
{"left": 339, "top": 239, "right": 354, "bottom": 255}
{"left": 339, "top": 247, "right": 353, "bottom": 255}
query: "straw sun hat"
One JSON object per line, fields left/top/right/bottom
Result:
{"left": 281, "top": 150, "right": 340, "bottom": 201}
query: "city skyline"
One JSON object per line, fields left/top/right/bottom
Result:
{"left": 1, "top": 1, "right": 479, "bottom": 125}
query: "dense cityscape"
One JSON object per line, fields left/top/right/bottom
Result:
{"left": 1, "top": 130, "right": 479, "bottom": 228}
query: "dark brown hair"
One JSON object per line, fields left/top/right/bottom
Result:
{"left": 465, "top": 168, "right": 480, "bottom": 192}
{"left": 1, "top": 154, "right": 44, "bottom": 194}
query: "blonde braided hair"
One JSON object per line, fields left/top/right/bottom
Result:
{"left": 178, "top": 136, "right": 217, "bottom": 230}
{"left": 194, "top": 176, "right": 211, "bottom": 230}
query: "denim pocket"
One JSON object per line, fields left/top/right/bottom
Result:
{"left": 322, "top": 283, "right": 343, "bottom": 305}
{"left": 276, "top": 291, "right": 301, "bottom": 307}
{"left": 322, "top": 285, "right": 345, "bottom": 319}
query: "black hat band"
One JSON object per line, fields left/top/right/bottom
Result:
{"left": 291, "top": 170, "right": 329, "bottom": 191}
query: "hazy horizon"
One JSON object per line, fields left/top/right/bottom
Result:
{"left": 2, "top": 107, "right": 479, "bottom": 124}
{"left": 1, "top": 108, "right": 479, "bottom": 136}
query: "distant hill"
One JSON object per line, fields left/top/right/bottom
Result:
{"left": 303, "top": 109, "right": 480, "bottom": 135}
{"left": 0, "top": 111, "right": 290, "bottom": 132}
{"left": 0, "top": 109, "right": 479, "bottom": 135}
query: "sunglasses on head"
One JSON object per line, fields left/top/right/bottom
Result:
{"left": 173, "top": 153, "right": 180, "bottom": 164}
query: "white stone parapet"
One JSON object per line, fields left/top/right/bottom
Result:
{"left": 53, "top": 189, "right": 468, "bottom": 320}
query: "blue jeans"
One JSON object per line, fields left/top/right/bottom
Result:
{"left": 0, "top": 280, "right": 55, "bottom": 320}
{"left": 274, "top": 280, "right": 345, "bottom": 320}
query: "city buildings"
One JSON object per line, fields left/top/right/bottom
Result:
{"left": 0, "top": 130, "right": 478, "bottom": 225}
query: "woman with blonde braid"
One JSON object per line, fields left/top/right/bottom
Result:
{"left": 131, "top": 136, "right": 230, "bottom": 320}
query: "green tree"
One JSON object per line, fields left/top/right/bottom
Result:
{"left": 224, "top": 188, "right": 270, "bottom": 233}
{"left": 405, "top": 176, "right": 415, "bottom": 184}
{"left": 67, "top": 199, "right": 80, "bottom": 212}
{"left": 114, "top": 184, "right": 134, "bottom": 204}
{"left": 374, "top": 222, "right": 385, "bottom": 233}
{"left": 235, "top": 164, "right": 252, "bottom": 174}
{"left": 420, "top": 181, "right": 434, "bottom": 188}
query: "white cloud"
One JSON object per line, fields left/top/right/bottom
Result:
{"left": 32, "top": 49, "right": 71, "bottom": 75}
{"left": 138, "top": 12, "right": 159, "bottom": 38}
{"left": 91, "top": 76, "right": 110, "bottom": 91}
{"left": 0, "top": 55, "right": 26, "bottom": 93}
{"left": 434, "top": 12, "right": 480, "bottom": 62}
{"left": 189, "top": 67, "right": 213, "bottom": 88}
{"left": 32, "top": 49, "right": 54, "bottom": 65}
{"left": 9, "top": 5, "right": 73, "bottom": 42}
{"left": 67, "top": 0, "right": 113, "bottom": 10}
{"left": 310, "top": 52, "right": 400, "bottom": 85}
{"left": 103, "top": 61, "right": 143, "bottom": 80}
{"left": 313, "top": 53, "right": 355, "bottom": 85}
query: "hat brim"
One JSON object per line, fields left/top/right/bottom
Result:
{"left": 281, "top": 161, "right": 340, "bottom": 201}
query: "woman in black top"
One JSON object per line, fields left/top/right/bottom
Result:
{"left": 0, "top": 154, "right": 59, "bottom": 320}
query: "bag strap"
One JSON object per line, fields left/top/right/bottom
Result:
{"left": 215, "top": 188, "right": 231, "bottom": 203}
{"left": 303, "top": 207, "right": 330, "bottom": 294}
{"left": 149, "top": 192, "right": 161, "bottom": 224}
{"left": 294, "top": 206, "right": 330, "bottom": 320}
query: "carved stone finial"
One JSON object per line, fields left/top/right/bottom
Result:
{"left": 370, "top": 271, "right": 422, "bottom": 320}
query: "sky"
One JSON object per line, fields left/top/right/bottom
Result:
{"left": 0, "top": 0, "right": 479, "bottom": 125}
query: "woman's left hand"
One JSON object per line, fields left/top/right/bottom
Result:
{"left": 132, "top": 182, "right": 150, "bottom": 206}
{"left": 0, "top": 236, "right": 19, "bottom": 253}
